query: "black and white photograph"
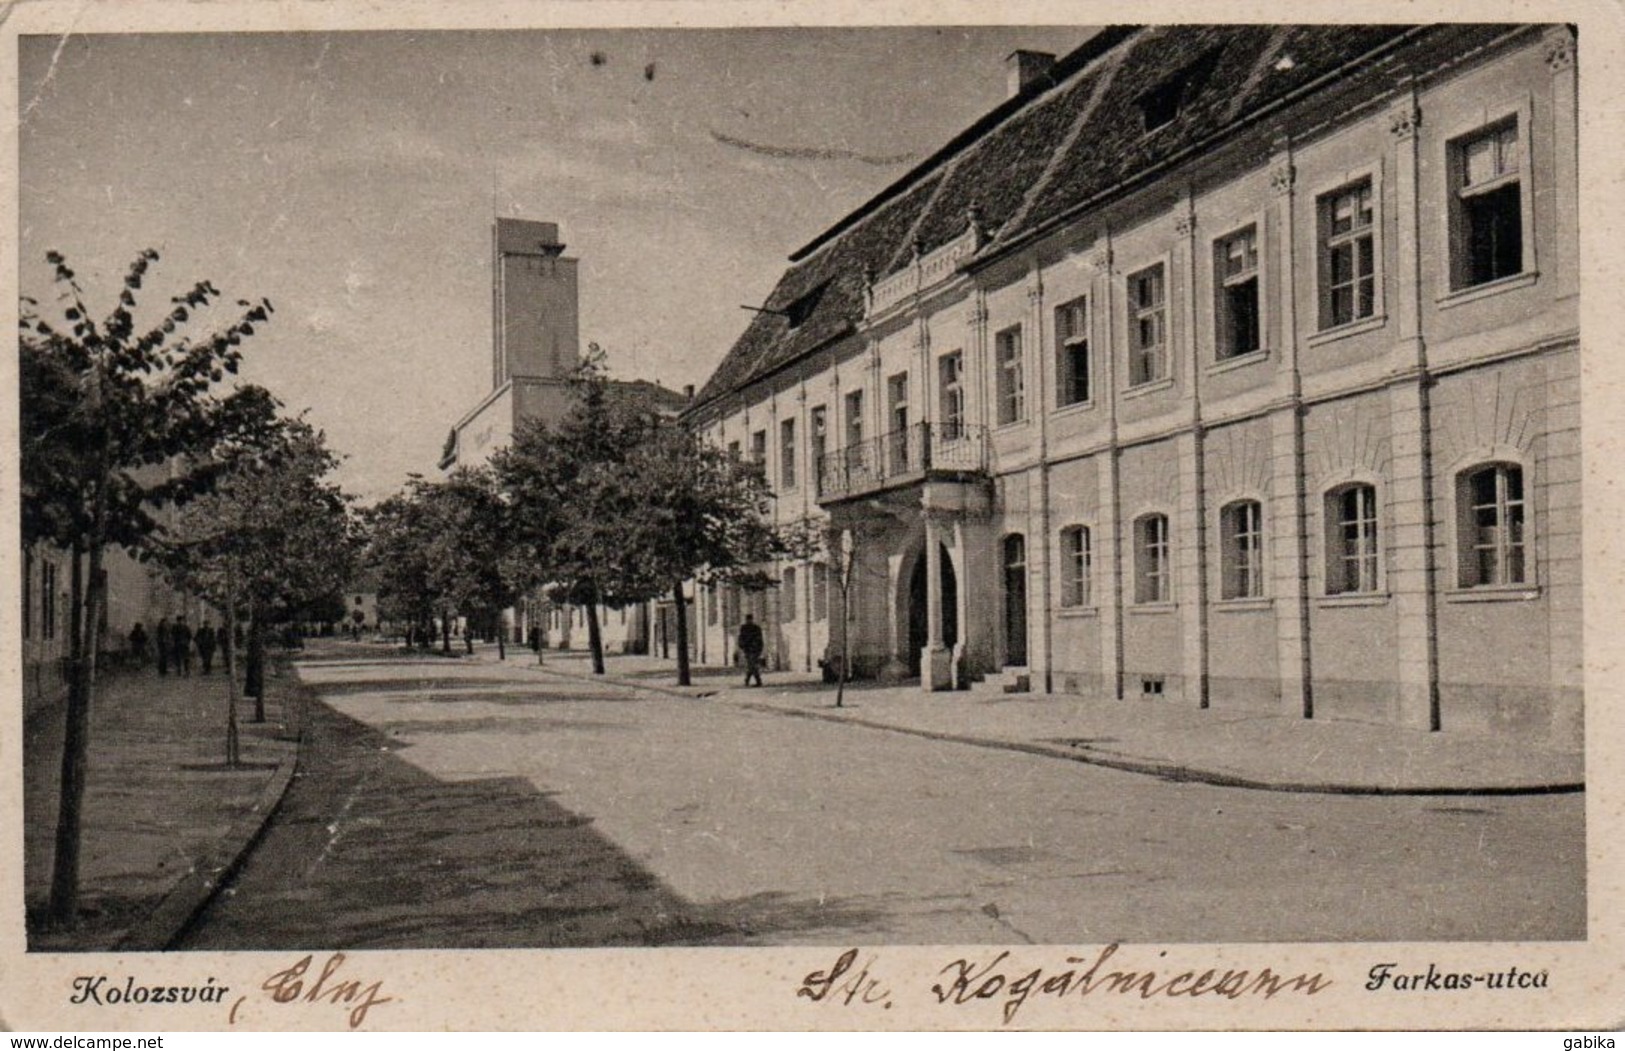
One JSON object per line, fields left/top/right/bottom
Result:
{"left": 4, "top": 0, "right": 1619, "bottom": 1033}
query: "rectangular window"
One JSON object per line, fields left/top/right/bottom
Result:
{"left": 1221, "top": 500, "right": 1264, "bottom": 599}
{"left": 810, "top": 406, "right": 827, "bottom": 496}
{"left": 995, "top": 325, "right": 1025, "bottom": 425}
{"left": 1055, "top": 297, "right": 1090, "bottom": 406}
{"left": 779, "top": 418, "right": 797, "bottom": 490}
{"left": 1060, "top": 526, "right": 1091, "bottom": 607}
{"left": 1319, "top": 181, "right": 1376, "bottom": 329}
{"left": 1452, "top": 120, "right": 1523, "bottom": 289}
{"left": 938, "top": 352, "right": 965, "bottom": 440}
{"left": 1460, "top": 463, "right": 1526, "bottom": 587}
{"left": 844, "top": 390, "right": 866, "bottom": 475}
{"left": 1135, "top": 514, "right": 1170, "bottom": 604}
{"left": 887, "top": 372, "right": 910, "bottom": 473}
{"left": 751, "top": 429, "right": 768, "bottom": 470}
{"left": 707, "top": 585, "right": 719, "bottom": 625}
{"left": 1215, "top": 227, "right": 1260, "bottom": 359}
{"left": 727, "top": 440, "right": 741, "bottom": 461}
{"left": 812, "top": 561, "right": 829, "bottom": 621}
{"left": 1328, "top": 485, "right": 1379, "bottom": 594}
{"left": 782, "top": 567, "right": 798, "bottom": 622}
{"left": 1128, "top": 265, "right": 1167, "bottom": 386}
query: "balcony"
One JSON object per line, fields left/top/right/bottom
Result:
{"left": 816, "top": 422, "right": 989, "bottom": 503}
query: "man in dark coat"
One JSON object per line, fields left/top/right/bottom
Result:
{"left": 155, "top": 617, "right": 171, "bottom": 676}
{"left": 737, "top": 613, "right": 765, "bottom": 687}
{"left": 196, "top": 618, "right": 217, "bottom": 675}
{"left": 172, "top": 615, "right": 193, "bottom": 677}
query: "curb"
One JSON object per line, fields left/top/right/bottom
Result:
{"left": 474, "top": 652, "right": 1585, "bottom": 798}
{"left": 115, "top": 681, "right": 306, "bottom": 952}
{"left": 737, "top": 701, "right": 1585, "bottom": 797}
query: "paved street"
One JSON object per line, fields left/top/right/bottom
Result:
{"left": 184, "top": 643, "right": 1586, "bottom": 948}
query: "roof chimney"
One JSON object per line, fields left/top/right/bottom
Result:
{"left": 683, "top": 384, "right": 695, "bottom": 401}
{"left": 1006, "top": 50, "right": 1056, "bottom": 98}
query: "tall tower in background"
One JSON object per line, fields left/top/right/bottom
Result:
{"left": 491, "top": 218, "right": 579, "bottom": 388}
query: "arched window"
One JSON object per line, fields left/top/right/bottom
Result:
{"left": 1220, "top": 500, "right": 1264, "bottom": 599}
{"left": 1059, "top": 525, "right": 1092, "bottom": 607}
{"left": 1325, "top": 483, "right": 1379, "bottom": 594}
{"left": 1134, "top": 513, "right": 1171, "bottom": 604}
{"left": 1458, "top": 462, "right": 1526, "bottom": 587}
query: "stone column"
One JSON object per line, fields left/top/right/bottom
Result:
{"left": 952, "top": 517, "right": 971, "bottom": 686}
{"left": 1388, "top": 91, "right": 1425, "bottom": 372}
{"left": 1174, "top": 209, "right": 1209, "bottom": 707}
{"left": 1092, "top": 242, "right": 1125, "bottom": 701}
{"left": 923, "top": 513, "right": 953, "bottom": 690}
{"left": 883, "top": 548, "right": 907, "bottom": 681}
{"left": 1387, "top": 378, "right": 1439, "bottom": 731}
{"left": 1026, "top": 276, "right": 1054, "bottom": 691}
{"left": 1385, "top": 95, "right": 1440, "bottom": 732}
{"left": 1546, "top": 28, "right": 1579, "bottom": 302}
{"left": 1268, "top": 147, "right": 1313, "bottom": 718}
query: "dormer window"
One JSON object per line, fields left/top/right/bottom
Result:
{"left": 1135, "top": 46, "right": 1224, "bottom": 133}
{"left": 784, "top": 281, "right": 828, "bottom": 329}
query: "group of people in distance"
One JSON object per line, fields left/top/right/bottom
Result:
{"left": 125, "top": 616, "right": 233, "bottom": 676}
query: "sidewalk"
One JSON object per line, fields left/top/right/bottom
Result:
{"left": 23, "top": 659, "right": 302, "bottom": 951}
{"left": 489, "top": 646, "right": 1584, "bottom": 795}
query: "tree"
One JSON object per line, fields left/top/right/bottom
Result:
{"left": 489, "top": 348, "right": 660, "bottom": 675}
{"left": 363, "top": 479, "right": 441, "bottom": 650}
{"left": 158, "top": 417, "right": 357, "bottom": 757}
{"left": 20, "top": 248, "right": 277, "bottom": 927}
{"left": 615, "top": 422, "right": 786, "bottom": 686}
{"left": 418, "top": 468, "right": 516, "bottom": 659}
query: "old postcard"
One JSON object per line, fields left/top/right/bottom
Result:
{"left": 3, "top": 0, "right": 1621, "bottom": 1032}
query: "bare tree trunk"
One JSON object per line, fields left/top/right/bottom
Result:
{"left": 585, "top": 591, "right": 605, "bottom": 675}
{"left": 225, "top": 564, "right": 242, "bottom": 764}
{"left": 441, "top": 609, "right": 451, "bottom": 654}
{"left": 672, "top": 581, "right": 692, "bottom": 687}
{"left": 246, "top": 603, "right": 266, "bottom": 721}
{"left": 48, "top": 535, "right": 105, "bottom": 926}
{"left": 496, "top": 611, "right": 506, "bottom": 660}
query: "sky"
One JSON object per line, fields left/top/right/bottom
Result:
{"left": 19, "top": 25, "right": 1097, "bottom": 502}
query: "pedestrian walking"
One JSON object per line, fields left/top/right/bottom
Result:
{"left": 172, "top": 615, "right": 193, "bottom": 677}
{"left": 128, "top": 622, "right": 149, "bottom": 667}
{"left": 196, "top": 618, "right": 217, "bottom": 675}
{"left": 156, "top": 617, "right": 171, "bottom": 676}
{"left": 216, "top": 624, "right": 230, "bottom": 667}
{"left": 737, "top": 613, "right": 765, "bottom": 687}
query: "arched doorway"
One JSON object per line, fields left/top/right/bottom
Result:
{"left": 906, "top": 543, "right": 959, "bottom": 676}
{"left": 1003, "top": 533, "right": 1028, "bottom": 666}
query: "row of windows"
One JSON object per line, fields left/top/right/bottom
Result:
{"left": 703, "top": 564, "right": 834, "bottom": 626}
{"left": 1049, "top": 463, "right": 1528, "bottom": 608}
{"left": 728, "top": 115, "right": 1533, "bottom": 468}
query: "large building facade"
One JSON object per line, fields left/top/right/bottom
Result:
{"left": 682, "top": 24, "right": 1581, "bottom": 747}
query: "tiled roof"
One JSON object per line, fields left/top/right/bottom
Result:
{"left": 691, "top": 23, "right": 1528, "bottom": 418}
{"left": 605, "top": 377, "right": 690, "bottom": 416}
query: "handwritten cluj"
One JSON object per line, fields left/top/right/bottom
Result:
{"left": 231, "top": 953, "right": 393, "bottom": 1029}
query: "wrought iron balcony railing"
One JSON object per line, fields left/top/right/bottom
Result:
{"left": 815, "top": 422, "right": 988, "bottom": 502}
